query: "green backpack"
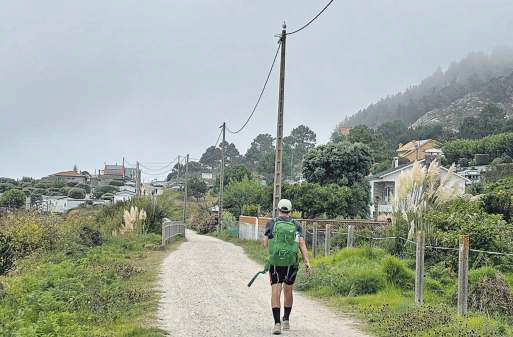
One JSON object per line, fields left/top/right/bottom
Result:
{"left": 268, "top": 220, "right": 299, "bottom": 267}
{"left": 248, "top": 219, "right": 299, "bottom": 287}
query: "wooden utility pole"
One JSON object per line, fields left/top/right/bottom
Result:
{"left": 272, "top": 23, "right": 287, "bottom": 217}
{"left": 182, "top": 154, "right": 189, "bottom": 223}
{"left": 458, "top": 235, "right": 470, "bottom": 315}
{"left": 176, "top": 155, "right": 181, "bottom": 184}
{"left": 219, "top": 122, "right": 226, "bottom": 228}
{"left": 136, "top": 161, "right": 141, "bottom": 197}
{"left": 415, "top": 231, "right": 426, "bottom": 305}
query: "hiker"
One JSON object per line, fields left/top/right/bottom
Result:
{"left": 263, "top": 199, "right": 311, "bottom": 335}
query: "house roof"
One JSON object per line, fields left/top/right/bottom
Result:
{"left": 54, "top": 171, "right": 84, "bottom": 177}
{"left": 369, "top": 160, "right": 471, "bottom": 183}
{"left": 397, "top": 139, "right": 433, "bottom": 152}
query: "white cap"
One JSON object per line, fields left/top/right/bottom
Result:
{"left": 277, "top": 199, "right": 292, "bottom": 213}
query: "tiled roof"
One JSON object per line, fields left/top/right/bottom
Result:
{"left": 54, "top": 171, "right": 84, "bottom": 177}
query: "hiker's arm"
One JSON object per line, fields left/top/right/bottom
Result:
{"left": 299, "top": 237, "right": 310, "bottom": 267}
{"left": 262, "top": 236, "right": 268, "bottom": 249}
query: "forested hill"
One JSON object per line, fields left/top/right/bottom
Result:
{"left": 341, "top": 48, "right": 513, "bottom": 129}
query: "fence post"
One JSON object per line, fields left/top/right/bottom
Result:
{"left": 458, "top": 235, "right": 470, "bottom": 316}
{"left": 161, "top": 222, "right": 166, "bottom": 246}
{"left": 415, "top": 231, "right": 425, "bottom": 305}
{"left": 312, "top": 223, "right": 318, "bottom": 257}
{"left": 324, "top": 224, "right": 331, "bottom": 256}
{"left": 347, "top": 225, "right": 354, "bottom": 248}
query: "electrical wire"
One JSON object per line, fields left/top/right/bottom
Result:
{"left": 214, "top": 128, "right": 223, "bottom": 147}
{"left": 226, "top": 41, "right": 282, "bottom": 135}
{"left": 139, "top": 157, "right": 178, "bottom": 171}
{"left": 287, "top": 0, "right": 335, "bottom": 36}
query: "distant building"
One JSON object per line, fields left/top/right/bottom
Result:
{"left": 397, "top": 139, "right": 441, "bottom": 162}
{"left": 41, "top": 196, "right": 88, "bottom": 213}
{"left": 49, "top": 169, "right": 87, "bottom": 184}
{"left": 339, "top": 127, "right": 351, "bottom": 136}
{"left": 114, "top": 190, "right": 135, "bottom": 203}
{"left": 369, "top": 159, "right": 470, "bottom": 219}
{"left": 100, "top": 164, "right": 138, "bottom": 181}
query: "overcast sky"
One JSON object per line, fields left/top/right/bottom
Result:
{"left": 1, "top": 0, "right": 513, "bottom": 180}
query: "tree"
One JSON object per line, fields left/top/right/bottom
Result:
{"left": 283, "top": 125, "right": 317, "bottom": 178}
{"left": 220, "top": 141, "right": 242, "bottom": 164}
{"left": 200, "top": 146, "right": 221, "bottom": 168}
{"left": 93, "top": 185, "right": 119, "bottom": 199}
{"left": 244, "top": 133, "right": 274, "bottom": 170}
{"left": 166, "top": 163, "right": 185, "bottom": 181}
{"left": 188, "top": 176, "right": 208, "bottom": 201}
{"left": 330, "top": 127, "right": 346, "bottom": 143}
{"left": 0, "top": 189, "right": 26, "bottom": 208}
{"left": 68, "top": 188, "right": 86, "bottom": 199}
{"left": 0, "top": 183, "right": 15, "bottom": 194}
{"left": 302, "top": 142, "right": 372, "bottom": 187}
{"left": 224, "top": 178, "right": 266, "bottom": 217}
{"left": 215, "top": 164, "right": 252, "bottom": 191}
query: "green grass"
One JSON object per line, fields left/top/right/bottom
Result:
{"left": 213, "top": 233, "right": 513, "bottom": 337}
{"left": 0, "top": 233, "right": 184, "bottom": 337}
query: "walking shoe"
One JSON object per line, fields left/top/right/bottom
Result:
{"left": 282, "top": 320, "right": 290, "bottom": 331}
{"left": 272, "top": 323, "right": 282, "bottom": 335}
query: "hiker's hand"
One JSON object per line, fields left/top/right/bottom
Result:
{"left": 304, "top": 263, "right": 312, "bottom": 276}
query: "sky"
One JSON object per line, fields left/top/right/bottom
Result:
{"left": 1, "top": 0, "right": 513, "bottom": 180}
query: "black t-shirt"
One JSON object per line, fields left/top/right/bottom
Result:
{"left": 264, "top": 216, "right": 303, "bottom": 240}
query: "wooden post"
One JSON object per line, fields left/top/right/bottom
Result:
{"left": 324, "top": 224, "right": 331, "bottom": 256}
{"left": 347, "top": 225, "right": 354, "bottom": 248}
{"left": 415, "top": 231, "right": 425, "bottom": 305}
{"left": 161, "top": 223, "right": 166, "bottom": 246}
{"left": 458, "top": 235, "right": 470, "bottom": 316}
{"left": 312, "top": 223, "right": 318, "bottom": 257}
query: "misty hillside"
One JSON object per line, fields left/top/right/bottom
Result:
{"left": 341, "top": 48, "right": 513, "bottom": 129}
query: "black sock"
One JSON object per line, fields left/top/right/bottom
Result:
{"left": 272, "top": 307, "right": 281, "bottom": 324}
{"left": 283, "top": 307, "right": 292, "bottom": 321}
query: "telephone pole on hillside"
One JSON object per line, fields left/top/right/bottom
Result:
{"left": 219, "top": 122, "right": 226, "bottom": 228}
{"left": 136, "top": 161, "right": 141, "bottom": 197}
{"left": 182, "top": 154, "right": 189, "bottom": 223}
{"left": 272, "top": 23, "right": 287, "bottom": 217}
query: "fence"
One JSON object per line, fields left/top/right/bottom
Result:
{"left": 161, "top": 218, "right": 186, "bottom": 246}
{"left": 237, "top": 215, "right": 513, "bottom": 316}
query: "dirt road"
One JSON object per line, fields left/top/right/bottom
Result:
{"left": 157, "top": 230, "right": 369, "bottom": 337}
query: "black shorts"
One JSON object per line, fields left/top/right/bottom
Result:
{"left": 269, "top": 265, "right": 298, "bottom": 285}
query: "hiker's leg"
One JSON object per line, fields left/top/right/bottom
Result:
{"left": 283, "top": 284, "right": 293, "bottom": 321}
{"left": 283, "top": 284, "right": 293, "bottom": 308}
{"left": 271, "top": 283, "right": 282, "bottom": 324}
{"left": 271, "top": 283, "right": 282, "bottom": 308}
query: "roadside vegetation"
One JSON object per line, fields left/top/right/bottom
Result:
{"left": 0, "top": 191, "right": 182, "bottom": 337}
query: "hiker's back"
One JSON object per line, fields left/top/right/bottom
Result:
{"left": 268, "top": 219, "right": 298, "bottom": 267}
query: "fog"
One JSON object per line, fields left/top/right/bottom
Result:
{"left": 1, "top": 0, "right": 512, "bottom": 179}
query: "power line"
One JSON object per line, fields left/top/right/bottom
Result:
{"left": 287, "top": 0, "right": 335, "bottom": 36}
{"left": 139, "top": 157, "right": 178, "bottom": 171}
{"left": 214, "top": 128, "right": 223, "bottom": 147}
{"left": 226, "top": 41, "right": 282, "bottom": 135}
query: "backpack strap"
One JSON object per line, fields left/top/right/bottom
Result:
{"left": 247, "top": 260, "right": 270, "bottom": 287}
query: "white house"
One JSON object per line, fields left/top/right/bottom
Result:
{"left": 114, "top": 190, "right": 136, "bottom": 203}
{"left": 369, "top": 160, "right": 470, "bottom": 219}
{"left": 41, "top": 196, "right": 88, "bottom": 213}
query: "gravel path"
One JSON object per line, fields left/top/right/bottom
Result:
{"left": 157, "top": 230, "right": 370, "bottom": 337}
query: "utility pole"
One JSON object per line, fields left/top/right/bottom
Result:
{"left": 182, "top": 154, "right": 189, "bottom": 223}
{"left": 219, "top": 122, "right": 226, "bottom": 229}
{"left": 136, "top": 161, "right": 141, "bottom": 197}
{"left": 272, "top": 23, "right": 287, "bottom": 217}
{"left": 176, "top": 155, "right": 181, "bottom": 186}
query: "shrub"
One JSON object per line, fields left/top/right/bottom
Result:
{"left": 109, "top": 180, "right": 124, "bottom": 187}
{"left": 482, "top": 191, "right": 512, "bottom": 221}
{"left": 68, "top": 188, "right": 86, "bottom": 199}
{"left": 424, "top": 199, "right": 513, "bottom": 270}
{"left": 0, "top": 189, "right": 26, "bottom": 208}
{"left": 93, "top": 185, "right": 119, "bottom": 199}
{"left": 468, "top": 267, "right": 513, "bottom": 316}
{"left": 79, "top": 226, "right": 103, "bottom": 247}
{"left": 383, "top": 256, "right": 414, "bottom": 289}
{"left": 0, "top": 233, "right": 15, "bottom": 275}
